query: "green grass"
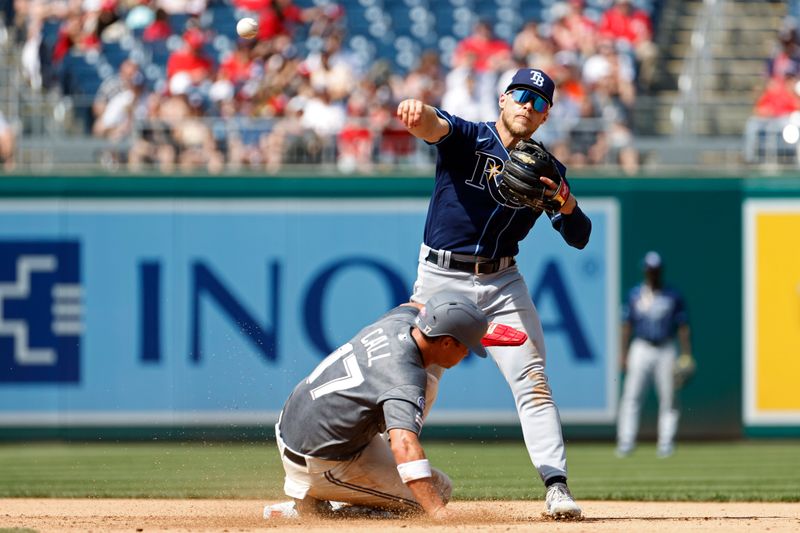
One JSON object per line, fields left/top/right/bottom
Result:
{"left": 0, "top": 441, "right": 798, "bottom": 501}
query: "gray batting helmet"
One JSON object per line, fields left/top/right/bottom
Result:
{"left": 415, "top": 292, "right": 489, "bottom": 357}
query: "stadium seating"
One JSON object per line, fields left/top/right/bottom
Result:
{"left": 50, "top": 0, "right": 665, "bottom": 95}
{"left": 40, "top": 0, "right": 665, "bottom": 144}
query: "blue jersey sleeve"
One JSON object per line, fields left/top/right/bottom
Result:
{"left": 429, "top": 108, "right": 479, "bottom": 149}
{"left": 545, "top": 156, "right": 591, "bottom": 248}
{"left": 549, "top": 203, "right": 592, "bottom": 249}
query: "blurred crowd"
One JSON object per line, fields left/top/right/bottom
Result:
{"left": 4, "top": 0, "right": 660, "bottom": 174}
{"left": 754, "top": 16, "right": 800, "bottom": 118}
{"left": 747, "top": 15, "right": 800, "bottom": 163}
{"left": 0, "top": 109, "right": 15, "bottom": 171}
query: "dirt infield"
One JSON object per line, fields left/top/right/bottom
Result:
{"left": 2, "top": 499, "right": 799, "bottom": 532}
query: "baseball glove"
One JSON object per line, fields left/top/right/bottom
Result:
{"left": 495, "top": 139, "right": 571, "bottom": 212}
{"left": 673, "top": 353, "right": 696, "bottom": 389}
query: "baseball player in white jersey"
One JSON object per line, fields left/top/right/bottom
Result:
{"left": 397, "top": 68, "right": 591, "bottom": 519}
{"left": 616, "top": 251, "right": 693, "bottom": 458}
{"left": 263, "top": 291, "right": 489, "bottom": 520}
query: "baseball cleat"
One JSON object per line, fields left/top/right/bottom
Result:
{"left": 544, "top": 482, "right": 582, "bottom": 520}
{"left": 656, "top": 445, "right": 674, "bottom": 459}
{"left": 263, "top": 501, "right": 299, "bottom": 519}
{"left": 615, "top": 446, "right": 633, "bottom": 458}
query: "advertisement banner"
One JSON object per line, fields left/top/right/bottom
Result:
{"left": 744, "top": 200, "right": 800, "bottom": 426}
{"left": 0, "top": 199, "right": 618, "bottom": 426}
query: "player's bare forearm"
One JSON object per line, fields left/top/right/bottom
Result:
{"left": 620, "top": 322, "right": 632, "bottom": 370}
{"left": 389, "top": 428, "right": 449, "bottom": 519}
{"left": 389, "top": 428, "right": 426, "bottom": 463}
{"left": 678, "top": 324, "right": 692, "bottom": 356}
{"left": 396, "top": 99, "right": 449, "bottom": 143}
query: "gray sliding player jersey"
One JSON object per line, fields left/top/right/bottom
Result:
{"left": 279, "top": 306, "right": 428, "bottom": 461}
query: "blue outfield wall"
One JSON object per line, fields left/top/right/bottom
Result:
{"left": 0, "top": 175, "right": 798, "bottom": 440}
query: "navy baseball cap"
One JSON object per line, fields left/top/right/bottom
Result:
{"left": 643, "top": 251, "right": 662, "bottom": 270}
{"left": 415, "top": 292, "right": 489, "bottom": 357}
{"left": 505, "top": 68, "right": 556, "bottom": 106}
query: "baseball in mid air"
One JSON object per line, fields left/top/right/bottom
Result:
{"left": 236, "top": 17, "right": 258, "bottom": 39}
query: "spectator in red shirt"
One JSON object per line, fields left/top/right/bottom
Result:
{"left": 51, "top": 15, "right": 81, "bottom": 64}
{"left": 257, "top": 0, "right": 306, "bottom": 40}
{"left": 219, "top": 40, "right": 255, "bottom": 85}
{"left": 234, "top": 0, "right": 339, "bottom": 41}
{"left": 52, "top": 10, "right": 103, "bottom": 64}
{"left": 452, "top": 20, "right": 512, "bottom": 73}
{"left": 143, "top": 8, "right": 172, "bottom": 42}
{"left": 233, "top": 0, "right": 270, "bottom": 10}
{"left": 337, "top": 93, "right": 374, "bottom": 173}
{"left": 599, "top": 0, "right": 657, "bottom": 91}
{"left": 599, "top": 0, "right": 652, "bottom": 44}
{"left": 754, "top": 67, "right": 800, "bottom": 117}
{"left": 166, "top": 28, "right": 214, "bottom": 83}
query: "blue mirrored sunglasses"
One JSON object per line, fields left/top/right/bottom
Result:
{"left": 510, "top": 89, "right": 550, "bottom": 112}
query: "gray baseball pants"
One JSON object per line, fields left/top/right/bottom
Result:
{"left": 276, "top": 423, "right": 451, "bottom": 511}
{"left": 411, "top": 245, "right": 568, "bottom": 482}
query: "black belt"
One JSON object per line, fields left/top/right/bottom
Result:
{"left": 642, "top": 338, "right": 670, "bottom": 347}
{"left": 283, "top": 448, "right": 307, "bottom": 467}
{"left": 425, "top": 250, "right": 515, "bottom": 275}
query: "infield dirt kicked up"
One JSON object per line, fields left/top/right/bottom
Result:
{"left": 2, "top": 499, "right": 799, "bottom": 532}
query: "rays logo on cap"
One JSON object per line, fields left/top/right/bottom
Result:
{"left": 505, "top": 68, "right": 555, "bottom": 106}
{"left": 530, "top": 70, "right": 545, "bottom": 87}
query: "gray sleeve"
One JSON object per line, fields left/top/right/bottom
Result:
{"left": 380, "top": 384, "right": 426, "bottom": 434}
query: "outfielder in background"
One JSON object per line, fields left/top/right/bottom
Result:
{"left": 264, "top": 292, "right": 489, "bottom": 520}
{"left": 396, "top": 68, "right": 591, "bottom": 519}
{"left": 616, "top": 251, "right": 694, "bottom": 459}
